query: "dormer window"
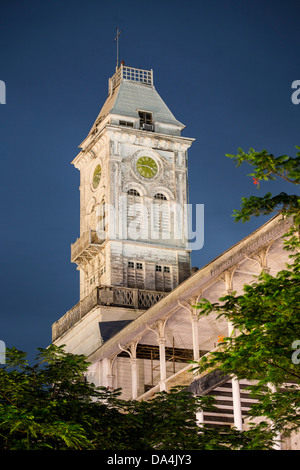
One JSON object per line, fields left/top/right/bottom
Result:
{"left": 139, "top": 111, "right": 154, "bottom": 131}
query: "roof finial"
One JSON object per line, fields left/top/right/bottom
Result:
{"left": 114, "top": 27, "right": 122, "bottom": 71}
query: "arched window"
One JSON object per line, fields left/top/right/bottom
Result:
{"left": 154, "top": 193, "right": 167, "bottom": 200}
{"left": 97, "top": 199, "right": 106, "bottom": 232}
{"left": 92, "top": 199, "right": 106, "bottom": 243}
{"left": 127, "top": 188, "right": 140, "bottom": 197}
{"left": 127, "top": 189, "right": 145, "bottom": 240}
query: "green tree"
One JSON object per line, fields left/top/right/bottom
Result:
{"left": 194, "top": 146, "right": 300, "bottom": 444}
{"left": 0, "top": 344, "right": 276, "bottom": 450}
{"left": 121, "top": 387, "right": 276, "bottom": 450}
{"left": 227, "top": 146, "right": 300, "bottom": 223}
{"left": 0, "top": 345, "right": 128, "bottom": 450}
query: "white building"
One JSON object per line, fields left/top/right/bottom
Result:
{"left": 52, "top": 64, "right": 298, "bottom": 449}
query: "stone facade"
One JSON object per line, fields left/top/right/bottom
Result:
{"left": 69, "top": 65, "right": 194, "bottom": 304}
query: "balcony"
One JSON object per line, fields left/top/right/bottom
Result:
{"left": 52, "top": 286, "right": 168, "bottom": 342}
{"left": 71, "top": 229, "right": 106, "bottom": 263}
{"left": 109, "top": 64, "right": 154, "bottom": 94}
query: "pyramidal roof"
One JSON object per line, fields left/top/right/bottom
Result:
{"left": 87, "top": 65, "right": 185, "bottom": 137}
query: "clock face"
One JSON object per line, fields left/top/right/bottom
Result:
{"left": 92, "top": 164, "right": 101, "bottom": 189}
{"left": 136, "top": 156, "right": 158, "bottom": 179}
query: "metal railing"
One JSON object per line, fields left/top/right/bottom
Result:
{"left": 137, "top": 363, "right": 200, "bottom": 401}
{"left": 122, "top": 65, "right": 153, "bottom": 85}
{"left": 52, "top": 286, "right": 167, "bottom": 342}
{"left": 109, "top": 65, "right": 153, "bottom": 94}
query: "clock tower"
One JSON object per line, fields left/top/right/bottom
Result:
{"left": 52, "top": 64, "right": 195, "bottom": 350}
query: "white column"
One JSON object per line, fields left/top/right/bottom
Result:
{"left": 268, "top": 383, "right": 282, "bottom": 450}
{"left": 131, "top": 358, "right": 139, "bottom": 399}
{"left": 196, "top": 409, "right": 204, "bottom": 426}
{"left": 232, "top": 376, "right": 243, "bottom": 430}
{"left": 191, "top": 313, "right": 200, "bottom": 360}
{"left": 177, "top": 300, "right": 200, "bottom": 361}
{"left": 159, "top": 337, "right": 167, "bottom": 391}
{"left": 107, "top": 375, "right": 114, "bottom": 390}
{"left": 102, "top": 358, "right": 110, "bottom": 388}
{"left": 228, "top": 319, "right": 243, "bottom": 431}
{"left": 118, "top": 341, "right": 139, "bottom": 400}
{"left": 146, "top": 319, "right": 169, "bottom": 392}
{"left": 106, "top": 356, "right": 116, "bottom": 390}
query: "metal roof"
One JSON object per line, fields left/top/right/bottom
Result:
{"left": 88, "top": 65, "right": 185, "bottom": 136}
{"left": 109, "top": 80, "right": 184, "bottom": 127}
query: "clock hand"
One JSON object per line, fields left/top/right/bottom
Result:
{"left": 140, "top": 164, "right": 155, "bottom": 170}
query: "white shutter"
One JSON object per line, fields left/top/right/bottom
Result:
{"left": 151, "top": 201, "right": 170, "bottom": 241}
{"left": 127, "top": 263, "right": 136, "bottom": 288}
{"left": 161, "top": 202, "right": 170, "bottom": 239}
{"left": 127, "top": 262, "right": 145, "bottom": 289}
{"left": 127, "top": 196, "right": 144, "bottom": 240}
{"left": 155, "top": 266, "right": 172, "bottom": 292}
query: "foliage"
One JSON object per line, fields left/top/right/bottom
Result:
{"left": 123, "top": 387, "right": 276, "bottom": 450}
{"left": 194, "top": 146, "right": 300, "bottom": 442}
{"left": 0, "top": 345, "right": 127, "bottom": 450}
{"left": 226, "top": 146, "right": 300, "bottom": 223}
{"left": 0, "top": 345, "right": 277, "bottom": 450}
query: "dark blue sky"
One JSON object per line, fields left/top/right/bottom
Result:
{"left": 1, "top": 0, "right": 299, "bottom": 362}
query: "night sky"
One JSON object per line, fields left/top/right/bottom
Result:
{"left": 1, "top": 0, "right": 299, "bottom": 363}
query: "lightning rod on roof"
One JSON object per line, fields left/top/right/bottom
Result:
{"left": 114, "top": 27, "right": 122, "bottom": 71}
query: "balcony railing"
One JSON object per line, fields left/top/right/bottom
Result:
{"left": 71, "top": 229, "right": 106, "bottom": 263}
{"left": 52, "top": 286, "right": 168, "bottom": 342}
{"left": 137, "top": 363, "right": 200, "bottom": 402}
{"left": 109, "top": 64, "right": 153, "bottom": 94}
